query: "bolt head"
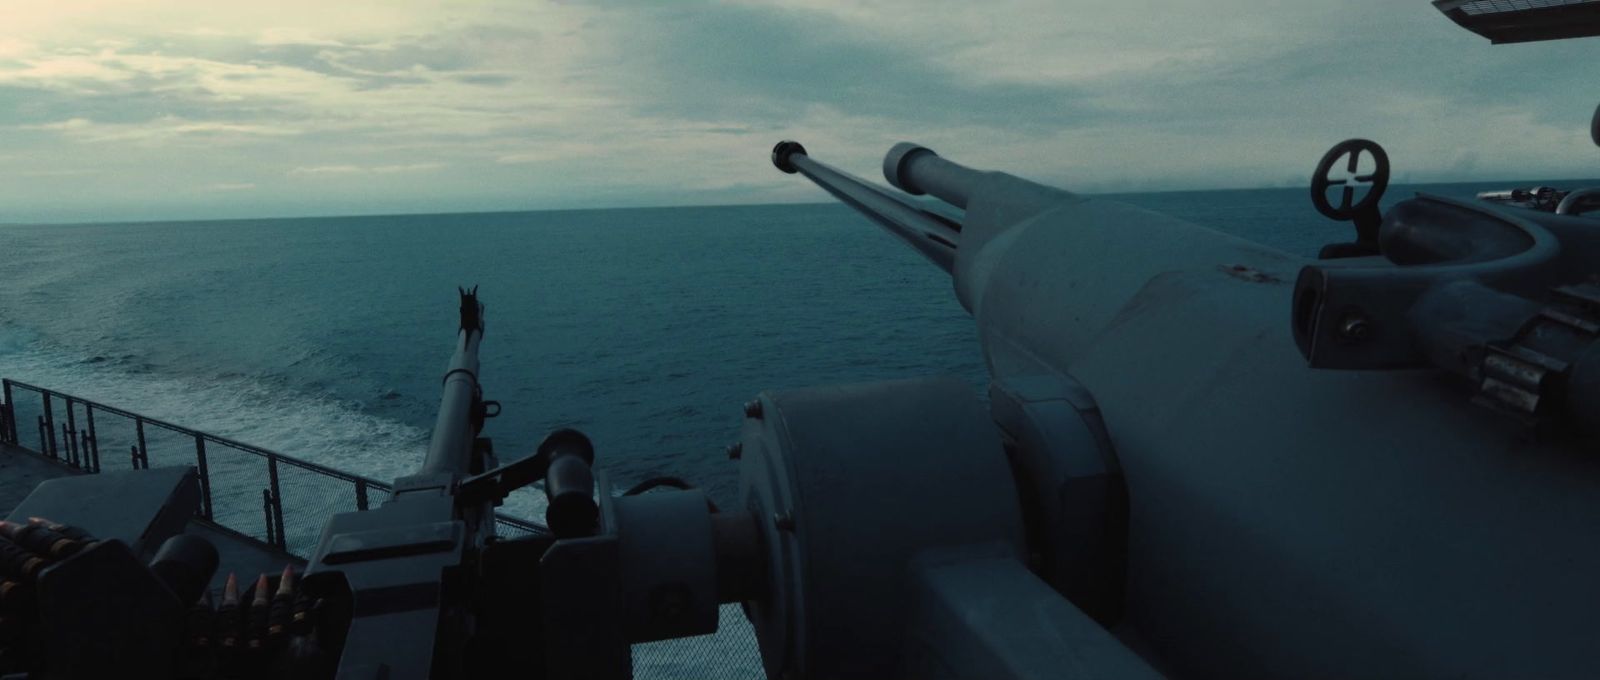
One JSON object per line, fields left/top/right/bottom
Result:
{"left": 773, "top": 511, "right": 795, "bottom": 531}
{"left": 743, "top": 399, "right": 763, "bottom": 419}
{"left": 726, "top": 442, "right": 743, "bottom": 460}
{"left": 1338, "top": 315, "right": 1371, "bottom": 341}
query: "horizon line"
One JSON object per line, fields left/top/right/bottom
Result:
{"left": 5, "top": 176, "right": 1600, "bottom": 228}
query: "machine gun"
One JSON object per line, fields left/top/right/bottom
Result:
{"left": 0, "top": 288, "right": 595, "bottom": 679}
{"left": 0, "top": 286, "right": 761, "bottom": 680}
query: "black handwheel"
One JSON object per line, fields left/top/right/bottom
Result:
{"left": 1590, "top": 101, "right": 1600, "bottom": 148}
{"left": 1311, "top": 139, "right": 1390, "bottom": 221}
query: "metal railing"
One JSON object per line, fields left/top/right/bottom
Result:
{"left": 0, "top": 379, "right": 547, "bottom": 557}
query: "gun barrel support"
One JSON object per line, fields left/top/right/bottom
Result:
{"left": 773, "top": 140, "right": 960, "bottom": 273}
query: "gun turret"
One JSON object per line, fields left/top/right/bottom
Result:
{"left": 772, "top": 140, "right": 1600, "bottom": 679}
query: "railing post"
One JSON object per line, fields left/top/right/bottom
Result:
{"left": 266, "top": 454, "right": 286, "bottom": 550}
{"left": 355, "top": 478, "right": 370, "bottom": 511}
{"left": 61, "top": 423, "right": 75, "bottom": 468}
{"left": 81, "top": 431, "right": 93, "bottom": 472}
{"left": 135, "top": 418, "right": 148, "bottom": 468}
{"left": 1, "top": 380, "right": 13, "bottom": 444}
{"left": 262, "top": 489, "right": 276, "bottom": 547}
{"left": 131, "top": 444, "right": 141, "bottom": 470}
{"left": 0, "top": 380, "right": 11, "bottom": 445}
{"left": 64, "top": 399, "right": 78, "bottom": 466}
{"left": 41, "top": 393, "right": 56, "bottom": 459}
{"left": 84, "top": 405, "right": 99, "bottom": 473}
{"left": 37, "top": 416, "right": 46, "bottom": 454}
{"left": 194, "top": 435, "right": 213, "bottom": 520}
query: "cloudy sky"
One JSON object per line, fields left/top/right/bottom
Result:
{"left": 1, "top": 0, "right": 1599, "bottom": 222}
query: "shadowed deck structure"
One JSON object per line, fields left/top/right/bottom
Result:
{"left": 0, "top": 439, "right": 300, "bottom": 592}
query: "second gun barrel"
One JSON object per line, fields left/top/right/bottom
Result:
{"left": 881, "top": 142, "right": 987, "bottom": 210}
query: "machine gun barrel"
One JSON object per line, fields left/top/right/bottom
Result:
{"left": 420, "top": 287, "right": 485, "bottom": 476}
{"left": 771, "top": 140, "right": 961, "bottom": 272}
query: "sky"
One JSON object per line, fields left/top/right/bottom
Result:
{"left": 2, "top": 0, "right": 1600, "bottom": 223}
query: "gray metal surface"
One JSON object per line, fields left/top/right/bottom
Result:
{"left": 737, "top": 376, "right": 1029, "bottom": 680}
{"left": 901, "top": 545, "right": 1161, "bottom": 680}
{"left": 7, "top": 466, "right": 198, "bottom": 558}
{"left": 0, "top": 441, "right": 77, "bottom": 512}
{"left": 782, "top": 140, "right": 1600, "bottom": 679}
{"left": 954, "top": 164, "right": 1600, "bottom": 678}
{"left": 988, "top": 374, "right": 1126, "bottom": 624}
{"left": 613, "top": 490, "right": 718, "bottom": 642}
{"left": 307, "top": 493, "right": 466, "bottom": 680}
{"left": 0, "top": 443, "right": 302, "bottom": 594}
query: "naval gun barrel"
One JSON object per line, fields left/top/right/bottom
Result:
{"left": 880, "top": 142, "right": 988, "bottom": 209}
{"left": 771, "top": 140, "right": 961, "bottom": 273}
{"left": 419, "top": 286, "right": 486, "bottom": 476}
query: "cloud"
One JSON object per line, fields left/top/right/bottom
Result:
{"left": 583, "top": 1, "right": 1101, "bottom": 132}
{"left": 23, "top": 117, "right": 92, "bottom": 131}
{"left": 20, "top": 116, "right": 302, "bottom": 144}
{"left": 287, "top": 165, "right": 363, "bottom": 176}
{"left": 2, "top": 0, "right": 1600, "bottom": 223}
{"left": 288, "top": 162, "right": 442, "bottom": 176}
{"left": 11, "top": 168, "right": 98, "bottom": 177}
{"left": 372, "top": 162, "right": 443, "bottom": 173}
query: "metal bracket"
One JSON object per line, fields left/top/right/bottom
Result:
{"left": 988, "top": 373, "right": 1128, "bottom": 625}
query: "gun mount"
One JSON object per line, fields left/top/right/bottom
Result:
{"left": 765, "top": 138, "right": 1600, "bottom": 679}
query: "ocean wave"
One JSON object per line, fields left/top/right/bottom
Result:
{"left": 0, "top": 324, "right": 40, "bottom": 356}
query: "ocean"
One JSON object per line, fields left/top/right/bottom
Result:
{"left": 0, "top": 179, "right": 1586, "bottom": 521}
